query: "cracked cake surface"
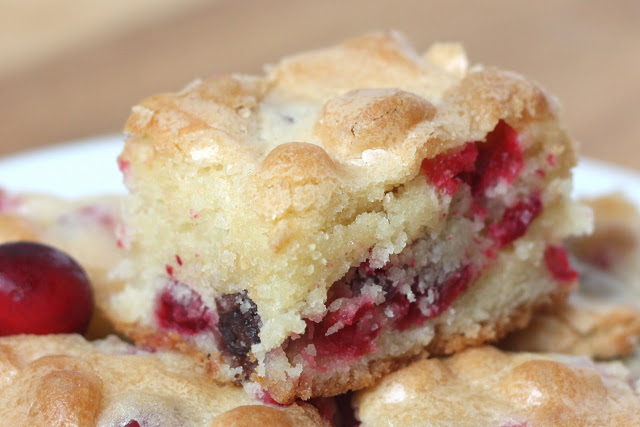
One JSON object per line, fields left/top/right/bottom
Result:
{"left": 0, "top": 334, "right": 327, "bottom": 426}
{"left": 112, "top": 32, "right": 591, "bottom": 402}
{"left": 352, "top": 345, "right": 640, "bottom": 427}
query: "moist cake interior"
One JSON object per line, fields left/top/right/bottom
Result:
{"left": 148, "top": 119, "right": 582, "bottom": 399}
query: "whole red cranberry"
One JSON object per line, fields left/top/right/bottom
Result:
{"left": 0, "top": 241, "right": 93, "bottom": 336}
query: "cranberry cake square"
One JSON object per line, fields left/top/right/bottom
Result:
{"left": 0, "top": 334, "right": 327, "bottom": 426}
{"left": 110, "top": 32, "right": 591, "bottom": 402}
{"left": 352, "top": 346, "right": 640, "bottom": 426}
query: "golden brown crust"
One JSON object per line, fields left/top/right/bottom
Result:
{"left": 427, "top": 285, "right": 569, "bottom": 356}
{"left": 124, "top": 75, "right": 267, "bottom": 156}
{"left": 314, "top": 88, "right": 436, "bottom": 159}
{"left": 124, "top": 33, "right": 560, "bottom": 171}
{"left": 210, "top": 403, "right": 329, "bottom": 427}
{"left": 0, "top": 334, "right": 326, "bottom": 426}
{"left": 28, "top": 366, "right": 103, "bottom": 426}
{"left": 442, "top": 67, "right": 552, "bottom": 132}
{"left": 354, "top": 346, "right": 640, "bottom": 426}
{"left": 501, "top": 301, "right": 640, "bottom": 359}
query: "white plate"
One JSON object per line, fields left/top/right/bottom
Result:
{"left": 0, "top": 134, "right": 639, "bottom": 203}
{"left": 0, "top": 134, "right": 126, "bottom": 197}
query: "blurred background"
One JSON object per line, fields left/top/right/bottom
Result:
{"left": 1, "top": 0, "right": 638, "bottom": 169}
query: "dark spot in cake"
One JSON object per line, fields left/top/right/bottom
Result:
{"left": 123, "top": 420, "right": 140, "bottom": 427}
{"left": 331, "top": 393, "right": 359, "bottom": 427}
{"left": 346, "top": 261, "right": 394, "bottom": 298}
{"left": 165, "top": 264, "right": 174, "bottom": 277}
{"left": 282, "top": 114, "right": 295, "bottom": 124}
{"left": 175, "top": 255, "right": 183, "bottom": 266}
{"left": 309, "top": 397, "right": 340, "bottom": 424}
{"left": 231, "top": 354, "right": 258, "bottom": 381}
{"left": 215, "top": 291, "right": 262, "bottom": 357}
{"left": 155, "top": 281, "right": 213, "bottom": 335}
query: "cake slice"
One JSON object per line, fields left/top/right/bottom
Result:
{"left": 0, "top": 334, "right": 327, "bottom": 426}
{"left": 352, "top": 346, "right": 640, "bottom": 426}
{"left": 111, "top": 32, "right": 591, "bottom": 402}
{"left": 502, "top": 194, "right": 640, "bottom": 358}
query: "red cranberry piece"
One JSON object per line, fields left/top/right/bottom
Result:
{"left": 395, "top": 265, "right": 472, "bottom": 330}
{"left": 0, "top": 241, "right": 93, "bottom": 336}
{"left": 117, "top": 157, "right": 130, "bottom": 173}
{"left": 422, "top": 142, "right": 478, "bottom": 196}
{"left": 488, "top": 194, "right": 542, "bottom": 248}
{"left": 544, "top": 245, "right": 578, "bottom": 283}
{"left": 433, "top": 265, "right": 472, "bottom": 315}
{"left": 260, "top": 392, "right": 285, "bottom": 407}
{"left": 123, "top": 421, "right": 140, "bottom": 427}
{"left": 422, "top": 120, "right": 524, "bottom": 198}
{"left": 471, "top": 120, "right": 524, "bottom": 195}
{"left": 155, "top": 281, "right": 212, "bottom": 335}
{"left": 312, "top": 301, "right": 381, "bottom": 359}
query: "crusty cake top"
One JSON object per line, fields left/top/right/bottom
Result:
{"left": 122, "top": 31, "right": 554, "bottom": 207}
{"left": 0, "top": 334, "right": 326, "bottom": 426}
{"left": 354, "top": 346, "right": 640, "bottom": 426}
{"left": 118, "top": 32, "right": 575, "bottom": 355}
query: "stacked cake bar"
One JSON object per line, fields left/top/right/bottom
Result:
{"left": 0, "top": 334, "right": 327, "bottom": 426}
{"left": 108, "top": 32, "right": 592, "bottom": 403}
{"left": 352, "top": 346, "right": 640, "bottom": 425}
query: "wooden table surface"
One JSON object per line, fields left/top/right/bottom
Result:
{"left": 1, "top": 0, "right": 639, "bottom": 171}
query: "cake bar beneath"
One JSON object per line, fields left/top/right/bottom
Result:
{"left": 110, "top": 32, "right": 591, "bottom": 403}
